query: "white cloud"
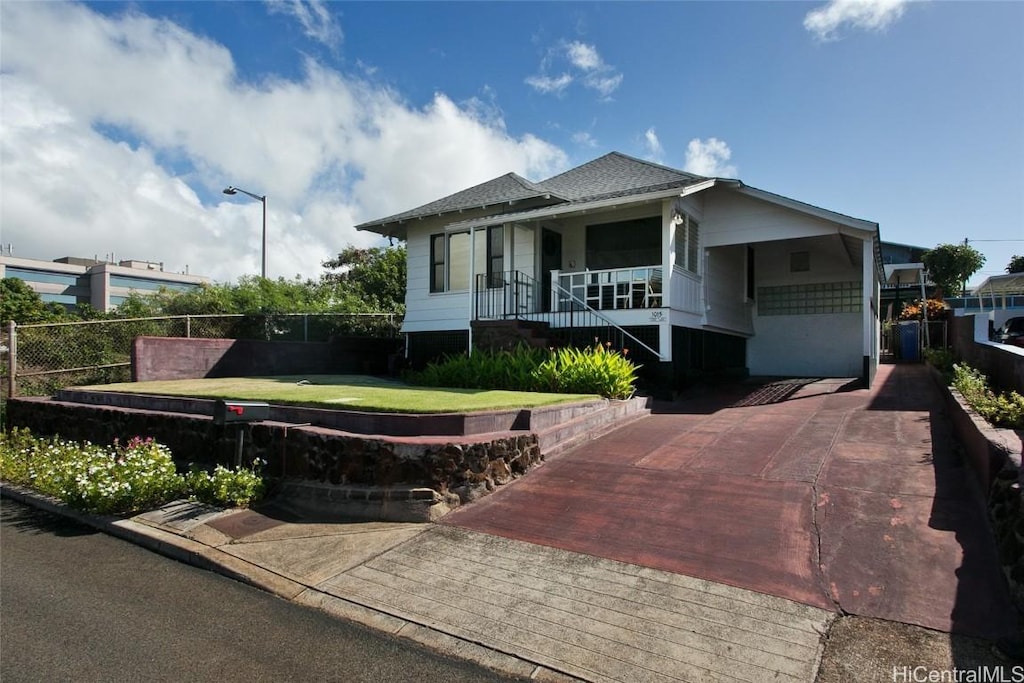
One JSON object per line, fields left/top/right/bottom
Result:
{"left": 683, "top": 138, "right": 738, "bottom": 178}
{"left": 583, "top": 73, "right": 624, "bottom": 99}
{"left": 804, "top": 0, "right": 909, "bottom": 41}
{"left": 644, "top": 128, "right": 663, "bottom": 162}
{"left": 524, "top": 73, "right": 573, "bottom": 95}
{"left": 566, "top": 42, "right": 602, "bottom": 71}
{"left": 526, "top": 40, "right": 623, "bottom": 100}
{"left": 0, "top": 2, "right": 567, "bottom": 283}
{"left": 572, "top": 131, "right": 598, "bottom": 148}
{"left": 266, "top": 0, "right": 342, "bottom": 49}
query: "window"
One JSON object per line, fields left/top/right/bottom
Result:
{"left": 746, "top": 246, "right": 755, "bottom": 301}
{"left": 673, "top": 213, "right": 700, "bottom": 274}
{"left": 757, "top": 281, "right": 862, "bottom": 316}
{"left": 430, "top": 234, "right": 445, "bottom": 292}
{"left": 586, "top": 217, "right": 660, "bottom": 270}
{"left": 429, "top": 226, "right": 503, "bottom": 293}
{"left": 790, "top": 251, "right": 810, "bottom": 273}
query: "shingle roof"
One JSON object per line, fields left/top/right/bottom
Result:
{"left": 355, "top": 152, "right": 708, "bottom": 234}
{"left": 539, "top": 152, "right": 704, "bottom": 201}
{"left": 354, "top": 172, "right": 564, "bottom": 230}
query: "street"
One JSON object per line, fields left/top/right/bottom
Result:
{"left": 0, "top": 498, "right": 524, "bottom": 682}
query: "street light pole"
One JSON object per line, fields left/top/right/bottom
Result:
{"left": 223, "top": 186, "right": 267, "bottom": 279}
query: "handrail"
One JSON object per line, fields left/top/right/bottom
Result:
{"left": 476, "top": 271, "right": 664, "bottom": 361}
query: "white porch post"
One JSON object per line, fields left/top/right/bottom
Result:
{"left": 862, "top": 238, "right": 875, "bottom": 372}
{"left": 468, "top": 227, "right": 476, "bottom": 356}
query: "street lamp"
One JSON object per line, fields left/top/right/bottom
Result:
{"left": 223, "top": 185, "right": 267, "bottom": 279}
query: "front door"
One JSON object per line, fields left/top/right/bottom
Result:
{"left": 541, "top": 228, "right": 562, "bottom": 313}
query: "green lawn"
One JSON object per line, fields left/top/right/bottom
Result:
{"left": 82, "top": 375, "right": 599, "bottom": 413}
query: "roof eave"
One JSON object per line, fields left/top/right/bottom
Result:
{"left": 445, "top": 180, "right": 720, "bottom": 231}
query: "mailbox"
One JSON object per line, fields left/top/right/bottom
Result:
{"left": 213, "top": 400, "right": 270, "bottom": 425}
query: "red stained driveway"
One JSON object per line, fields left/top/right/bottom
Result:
{"left": 444, "top": 364, "right": 1020, "bottom": 640}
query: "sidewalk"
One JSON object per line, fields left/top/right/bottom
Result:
{"left": 1, "top": 485, "right": 831, "bottom": 682}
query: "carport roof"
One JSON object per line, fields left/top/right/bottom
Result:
{"left": 971, "top": 272, "right": 1024, "bottom": 295}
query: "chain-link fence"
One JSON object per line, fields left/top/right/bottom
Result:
{"left": 2, "top": 313, "right": 401, "bottom": 403}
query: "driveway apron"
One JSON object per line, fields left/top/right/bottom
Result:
{"left": 444, "top": 364, "right": 1019, "bottom": 640}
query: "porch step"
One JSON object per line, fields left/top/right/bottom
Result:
{"left": 472, "top": 319, "right": 555, "bottom": 351}
{"left": 535, "top": 395, "right": 652, "bottom": 459}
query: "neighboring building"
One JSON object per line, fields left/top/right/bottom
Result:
{"left": 0, "top": 255, "right": 208, "bottom": 312}
{"left": 880, "top": 241, "right": 932, "bottom": 320}
{"left": 357, "top": 152, "right": 884, "bottom": 388}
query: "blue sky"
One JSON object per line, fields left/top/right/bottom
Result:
{"left": 1, "top": 1, "right": 1021, "bottom": 285}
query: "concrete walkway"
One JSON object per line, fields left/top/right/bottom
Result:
{"left": 2, "top": 363, "right": 1019, "bottom": 681}
{"left": 446, "top": 364, "right": 1020, "bottom": 642}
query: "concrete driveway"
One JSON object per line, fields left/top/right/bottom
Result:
{"left": 444, "top": 364, "right": 1019, "bottom": 641}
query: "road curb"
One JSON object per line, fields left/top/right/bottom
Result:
{"left": 0, "top": 484, "right": 581, "bottom": 682}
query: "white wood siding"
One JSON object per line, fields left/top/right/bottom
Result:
{"left": 703, "top": 245, "right": 753, "bottom": 334}
{"left": 402, "top": 222, "right": 472, "bottom": 333}
{"left": 702, "top": 190, "right": 854, "bottom": 247}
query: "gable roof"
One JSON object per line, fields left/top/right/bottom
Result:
{"left": 354, "top": 172, "right": 565, "bottom": 233}
{"left": 540, "top": 152, "right": 704, "bottom": 202}
{"left": 355, "top": 152, "right": 707, "bottom": 235}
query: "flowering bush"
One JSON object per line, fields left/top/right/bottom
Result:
{"left": 0, "top": 431, "right": 185, "bottom": 514}
{"left": 186, "top": 461, "right": 266, "bottom": 508}
{"left": 0, "top": 430, "right": 268, "bottom": 513}
{"left": 899, "top": 298, "right": 946, "bottom": 321}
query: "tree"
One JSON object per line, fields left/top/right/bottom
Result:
{"left": 0, "top": 278, "right": 66, "bottom": 324}
{"left": 922, "top": 243, "right": 986, "bottom": 297}
{"left": 322, "top": 245, "right": 406, "bottom": 313}
{"left": 1007, "top": 255, "right": 1024, "bottom": 274}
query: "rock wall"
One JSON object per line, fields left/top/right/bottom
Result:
{"left": 5, "top": 397, "right": 542, "bottom": 508}
{"left": 933, "top": 367, "right": 1024, "bottom": 611}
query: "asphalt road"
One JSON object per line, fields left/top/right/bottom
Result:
{"left": 0, "top": 498, "right": 525, "bottom": 682}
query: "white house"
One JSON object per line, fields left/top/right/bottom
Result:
{"left": 357, "top": 152, "right": 883, "bottom": 389}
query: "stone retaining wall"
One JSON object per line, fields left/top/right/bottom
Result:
{"left": 5, "top": 397, "right": 542, "bottom": 512}
{"left": 932, "top": 367, "right": 1024, "bottom": 610}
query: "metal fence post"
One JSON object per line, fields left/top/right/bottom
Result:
{"left": 186, "top": 315, "right": 192, "bottom": 339}
{"left": 304, "top": 314, "right": 309, "bottom": 342}
{"left": 6, "top": 320, "right": 16, "bottom": 398}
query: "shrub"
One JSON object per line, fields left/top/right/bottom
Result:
{"left": 899, "top": 298, "right": 947, "bottom": 321}
{"left": 186, "top": 462, "right": 266, "bottom": 508}
{"left": 0, "top": 431, "right": 185, "bottom": 515}
{"left": 951, "top": 363, "right": 1024, "bottom": 429}
{"left": 0, "top": 430, "right": 267, "bottom": 513}
{"left": 412, "top": 345, "right": 547, "bottom": 392}
{"left": 923, "top": 348, "right": 955, "bottom": 380}
{"left": 409, "top": 341, "right": 639, "bottom": 400}
{"left": 533, "top": 342, "right": 638, "bottom": 400}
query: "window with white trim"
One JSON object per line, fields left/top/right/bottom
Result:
{"left": 429, "top": 226, "right": 504, "bottom": 292}
{"left": 673, "top": 213, "right": 700, "bottom": 274}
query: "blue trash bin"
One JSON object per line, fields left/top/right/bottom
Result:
{"left": 899, "top": 321, "right": 920, "bottom": 361}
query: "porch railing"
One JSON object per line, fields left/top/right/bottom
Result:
{"left": 554, "top": 266, "right": 663, "bottom": 312}
{"left": 475, "top": 271, "right": 664, "bottom": 361}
